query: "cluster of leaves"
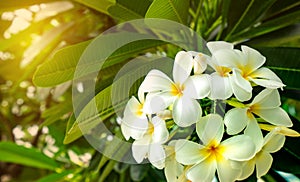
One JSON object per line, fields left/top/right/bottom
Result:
{"left": 0, "top": 0, "right": 300, "bottom": 181}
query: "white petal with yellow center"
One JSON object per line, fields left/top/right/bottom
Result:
{"left": 175, "top": 140, "right": 208, "bottom": 165}
{"left": 197, "top": 114, "right": 224, "bottom": 145}
{"left": 252, "top": 107, "right": 293, "bottom": 127}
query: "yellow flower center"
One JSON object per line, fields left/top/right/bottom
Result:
{"left": 203, "top": 141, "right": 225, "bottom": 162}
{"left": 171, "top": 83, "right": 184, "bottom": 97}
{"left": 135, "top": 103, "right": 144, "bottom": 117}
{"left": 216, "top": 66, "right": 232, "bottom": 77}
{"left": 147, "top": 122, "right": 155, "bottom": 135}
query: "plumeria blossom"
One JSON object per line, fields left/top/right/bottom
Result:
{"left": 206, "top": 41, "right": 234, "bottom": 100}
{"left": 175, "top": 114, "right": 256, "bottom": 182}
{"left": 239, "top": 129, "right": 286, "bottom": 180}
{"left": 132, "top": 116, "right": 169, "bottom": 169}
{"left": 224, "top": 89, "right": 292, "bottom": 150}
{"left": 207, "top": 41, "right": 285, "bottom": 101}
{"left": 140, "top": 51, "right": 211, "bottom": 127}
{"left": 121, "top": 93, "right": 149, "bottom": 140}
{"left": 118, "top": 42, "right": 298, "bottom": 181}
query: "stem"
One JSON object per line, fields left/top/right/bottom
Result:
{"left": 212, "top": 100, "right": 217, "bottom": 114}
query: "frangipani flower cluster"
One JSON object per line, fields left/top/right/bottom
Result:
{"left": 120, "top": 41, "right": 298, "bottom": 182}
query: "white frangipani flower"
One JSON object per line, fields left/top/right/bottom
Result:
{"left": 132, "top": 116, "right": 169, "bottom": 169}
{"left": 175, "top": 114, "right": 256, "bottom": 182}
{"left": 239, "top": 129, "right": 286, "bottom": 180}
{"left": 140, "top": 51, "right": 211, "bottom": 127}
{"left": 224, "top": 89, "right": 292, "bottom": 150}
{"left": 121, "top": 93, "right": 148, "bottom": 140}
{"left": 207, "top": 41, "right": 285, "bottom": 101}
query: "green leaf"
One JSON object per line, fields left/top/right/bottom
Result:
{"left": 33, "top": 40, "right": 92, "bottom": 87}
{"left": 108, "top": 0, "right": 152, "bottom": 21}
{"left": 264, "top": 0, "right": 300, "bottom": 19}
{"left": 33, "top": 33, "right": 165, "bottom": 87}
{"left": 222, "top": 0, "right": 252, "bottom": 36}
{"left": 145, "top": 0, "right": 190, "bottom": 25}
{"left": 0, "top": 142, "right": 60, "bottom": 171}
{"left": 73, "top": 0, "right": 115, "bottom": 15}
{"left": 257, "top": 47, "right": 300, "bottom": 89}
{"left": 229, "top": 10, "right": 300, "bottom": 42}
{"left": 37, "top": 170, "right": 74, "bottom": 182}
{"left": 225, "top": 0, "right": 276, "bottom": 38}
{"left": 64, "top": 56, "right": 172, "bottom": 144}
{"left": 247, "top": 24, "right": 300, "bottom": 48}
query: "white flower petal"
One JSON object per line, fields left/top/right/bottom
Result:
{"left": 124, "top": 96, "right": 143, "bottom": 117}
{"left": 151, "top": 116, "right": 169, "bottom": 144}
{"left": 173, "top": 96, "right": 202, "bottom": 127}
{"left": 244, "top": 117, "right": 264, "bottom": 152}
{"left": 148, "top": 144, "right": 166, "bottom": 169}
{"left": 217, "top": 158, "right": 242, "bottom": 182}
{"left": 250, "top": 67, "right": 283, "bottom": 82}
{"left": 132, "top": 136, "right": 151, "bottom": 163}
{"left": 255, "top": 151, "right": 273, "bottom": 178}
{"left": 232, "top": 68, "right": 252, "bottom": 92}
{"left": 140, "top": 69, "right": 173, "bottom": 92}
{"left": 197, "top": 114, "right": 224, "bottom": 145}
{"left": 209, "top": 73, "right": 233, "bottom": 100}
{"left": 207, "top": 41, "right": 234, "bottom": 54}
{"left": 250, "top": 78, "right": 285, "bottom": 89}
{"left": 173, "top": 51, "right": 193, "bottom": 84}
{"left": 193, "top": 53, "right": 209, "bottom": 74}
{"left": 222, "top": 135, "right": 256, "bottom": 161}
{"left": 230, "top": 74, "right": 252, "bottom": 102}
{"left": 121, "top": 117, "right": 148, "bottom": 140}
{"left": 165, "top": 155, "right": 184, "bottom": 182}
{"left": 253, "top": 107, "right": 293, "bottom": 127}
{"left": 241, "top": 45, "right": 266, "bottom": 72}
{"left": 183, "top": 74, "right": 211, "bottom": 99}
{"left": 238, "top": 159, "right": 256, "bottom": 180}
{"left": 263, "top": 131, "right": 285, "bottom": 153}
{"left": 186, "top": 160, "right": 216, "bottom": 182}
{"left": 175, "top": 140, "right": 207, "bottom": 165}
{"left": 143, "top": 92, "right": 175, "bottom": 114}
{"left": 224, "top": 108, "right": 248, "bottom": 135}
{"left": 212, "top": 49, "right": 244, "bottom": 68}
{"left": 251, "top": 89, "right": 280, "bottom": 109}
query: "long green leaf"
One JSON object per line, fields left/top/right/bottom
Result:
{"left": 226, "top": 0, "right": 277, "bottom": 37}
{"left": 37, "top": 170, "right": 74, "bottom": 182}
{"left": 247, "top": 24, "right": 300, "bottom": 48}
{"left": 0, "top": 142, "right": 60, "bottom": 171}
{"left": 145, "top": 0, "right": 190, "bottom": 25}
{"left": 33, "top": 40, "right": 92, "bottom": 87}
{"left": 257, "top": 47, "right": 300, "bottom": 89}
{"left": 108, "top": 0, "right": 152, "bottom": 21}
{"left": 33, "top": 34, "right": 165, "bottom": 87}
{"left": 64, "top": 56, "right": 172, "bottom": 144}
{"left": 229, "top": 10, "right": 300, "bottom": 42}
